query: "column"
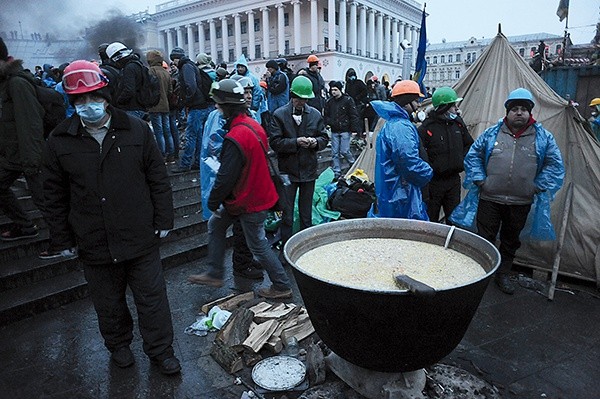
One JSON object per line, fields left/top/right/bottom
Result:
{"left": 186, "top": 24, "right": 194, "bottom": 59}
{"left": 277, "top": 3, "right": 285, "bottom": 56}
{"left": 197, "top": 22, "right": 205, "bottom": 54}
{"left": 376, "top": 12, "right": 383, "bottom": 60}
{"left": 359, "top": 5, "right": 366, "bottom": 56}
{"left": 176, "top": 26, "right": 184, "bottom": 49}
{"left": 349, "top": 1, "right": 357, "bottom": 54}
{"left": 368, "top": 9, "right": 375, "bottom": 58}
{"left": 247, "top": 11, "right": 256, "bottom": 59}
{"left": 209, "top": 19, "right": 217, "bottom": 61}
{"left": 160, "top": 31, "right": 168, "bottom": 55}
{"left": 261, "top": 7, "right": 270, "bottom": 59}
{"left": 234, "top": 13, "right": 242, "bottom": 59}
{"left": 328, "top": 0, "right": 335, "bottom": 50}
{"left": 292, "top": 0, "right": 301, "bottom": 54}
{"left": 310, "top": 0, "right": 318, "bottom": 52}
{"left": 339, "top": 0, "right": 347, "bottom": 52}
{"left": 411, "top": 26, "right": 417, "bottom": 68}
{"left": 392, "top": 18, "right": 399, "bottom": 63}
{"left": 221, "top": 16, "right": 229, "bottom": 62}
{"left": 401, "top": 23, "right": 411, "bottom": 79}
{"left": 166, "top": 29, "right": 174, "bottom": 55}
{"left": 384, "top": 16, "right": 391, "bottom": 62}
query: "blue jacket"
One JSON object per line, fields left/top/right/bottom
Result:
{"left": 369, "top": 101, "right": 433, "bottom": 220}
{"left": 449, "top": 119, "right": 565, "bottom": 240}
{"left": 231, "top": 55, "right": 267, "bottom": 115}
{"left": 267, "top": 70, "right": 289, "bottom": 114}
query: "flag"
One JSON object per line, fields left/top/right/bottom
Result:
{"left": 556, "top": 0, "right": 569, "bottom": 22}
{"left": 412, "top": 6, "right": 427, "bottom": 97}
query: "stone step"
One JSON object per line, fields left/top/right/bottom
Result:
{"left": 0, "top": 230, "right": 228, "bottom": 327}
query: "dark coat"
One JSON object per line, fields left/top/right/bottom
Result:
{"left": 302, "top": 68, "right": 326, "bottom": 112}
{"left": 269, "top": 101, "right": 329, "bottom": 182}
{"left": 42, "top": 105, "right": 174, "bottom": 264}
{"left": 323, "top": 94, "right": 361, "bottom": 133}
{"left": 0, "top": 59, "right": 45, "bottom": 174}
{"left": 418, "top": 113, "right": 473, "bottom": 178}
{"left": 114, "top": 55, "right": 145, "bottom": 111}
{"left": 178, "top": 57, "right": 212, "bottom": 109}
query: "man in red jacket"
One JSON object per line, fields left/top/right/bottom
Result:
{"left": 187, "top": 79, "right": 292, "bottom": 299}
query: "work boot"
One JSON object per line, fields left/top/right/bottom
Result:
{"left": 151, "top": 355, "right": 181, "bottom": 375}
{"left": 494, "top": 273, "right": 516, "bottom": 295}
{"left": 187, "top": 272, "right": 224, "bottom": 287}
{"left": 111, "top": 346, "right": 135, "bottom": 368}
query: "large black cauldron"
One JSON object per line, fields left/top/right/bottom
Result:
{"left": 284, "top": 218, "right": 500, "bottom": 372}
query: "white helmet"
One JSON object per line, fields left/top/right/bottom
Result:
{"left": 106, "top": 42, "right": 132, "bottom": 61}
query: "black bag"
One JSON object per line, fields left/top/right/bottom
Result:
{"left": 133, "top": 61, "right": 161, "bottom": 109}
{"left": 328, "top": 177, "right": 375, "bottom": 219}
{"left": 34, "top": 84, "right": 67, "bottom": 138}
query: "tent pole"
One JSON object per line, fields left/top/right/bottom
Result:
{"left": 548, "top": 182, "right": 573, "bottom": 301}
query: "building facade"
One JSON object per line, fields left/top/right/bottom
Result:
{"left": 423, "top": 33, "right": 565, "bottom": 89}
{"left": 136, "top": 0, "right": 424, "bottom": 84}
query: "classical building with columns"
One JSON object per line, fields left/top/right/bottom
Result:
{"left": 136, "top": 0, "right": 424, "bottom": 84}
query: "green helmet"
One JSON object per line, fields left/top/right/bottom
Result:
{"left": 432, "top": 87, "right": 462, "bottom": 108}
{"left": 290, "top": 76, "right": 315, "bottom": 99}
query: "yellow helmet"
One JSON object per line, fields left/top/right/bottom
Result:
{"left": 589, "top": 98, "right": 600, "bottom": 107}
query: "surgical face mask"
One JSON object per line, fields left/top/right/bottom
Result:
{"left": 75, "top": 102, "right": 107, "bottom": 124}
{"left": 447, "top": 112, "right": 458, "bottom": 120}
{"left": 349, "top": 75, "right": 356, "bottom": 81}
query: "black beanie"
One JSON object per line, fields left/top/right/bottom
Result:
{"left": 394, "top": 93, "right": 420, "bottom": 107}
{"left": 0, "top": 38, "right": 9, "bottom": 62}
{"left": 505, "top": 99, "right": 534, "bottom": 114}
{"left": 266, "top": 60, "right": 279, "bottom": 70}
{"left": 329, "top": 80, "right": 343, "bottom": 91}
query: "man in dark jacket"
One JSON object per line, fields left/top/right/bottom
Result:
{"left": 324, "top": 81, "right": 361, "bottom": 179}
{"left": 105, "top": 42, "right": 146, "bottom": 119}
{"left": 265, "top": 59, "right": 289, "bottom": 114}
{"left": 0, "top": 38, "right": 45, "bottom": 242}
{"left": 270, "top": 76, "right": 329, "bottom": 247}
{"left": 170, "top": 47, "right": 215, "bottom": 173}
{"left": 302, "top": 55, "right": 326, "bottom": 113}
{"left": 418, "top": 87, "right": 473, "bottom": 223}
{"left": 97, "top": 43, "right": 121, "bottom": 102}
{"left": 42, "top": 60, "right": 181, "bottom": 375}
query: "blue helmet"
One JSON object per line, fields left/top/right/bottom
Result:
{"left": 505, "top": 88, "right": 535, "bottom": 110}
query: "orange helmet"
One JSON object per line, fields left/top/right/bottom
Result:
{"left": 62, "top": 60, "right": 108, "bottom": 95}
{"left": 372, "top": 75, "right": 379, "bottom": 82}
{"left": 259, "top": 80, "right": 267, "bottom": 89}
{"left": 307, "top": 54, "right": 320, "bottom": 63}
{"left": 391, "top": 80, "right": 424, "bottom": 98}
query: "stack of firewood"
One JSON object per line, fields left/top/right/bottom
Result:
{"left": 205, "top": 291, "right": 315, "bottom": 374}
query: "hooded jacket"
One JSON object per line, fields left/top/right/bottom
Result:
{"left": 370, "top": 100, "right": 433, "bottom": 220}
{"left": 114, "top": 54, "right": 146, "bottom": 111}
{"left": 0, "top": 59, "right": 45, "bottom": 174}
{"left": 231, "top": 54, "right": 267, "bottom": 114}
{"left": 146, "top": 50, "right": 172, "bottom": 113}
{"left": 302, "top": 67, "right": 326, "bottom": 112}
{"left": 266, "top": 69, "right": 289, "bottom": 113}
{"left": 177, "top": 56, "right": 214, "bottom": 109}
{"left": 42, "top": 105, "right": 174, "bottom": 264}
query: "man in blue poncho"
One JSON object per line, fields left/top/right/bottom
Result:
{"left": 450, "top": 88, "right": 564, "bottom": 294}
{"left": 369, "top": 80, "right": 433, "bottom": 220}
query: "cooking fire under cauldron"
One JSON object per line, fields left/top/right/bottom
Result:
{"left": 284, "top": 218, "right": 501, "bottom": 373}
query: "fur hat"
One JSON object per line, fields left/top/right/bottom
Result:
{"left": 169, "top": 47, "right": 185, "bottom": 61}
{"left": 0, "top": 38, "right": 9, "bottom": 62}
{"left": 266, "top": 60, "right": 279, "bottom": 70}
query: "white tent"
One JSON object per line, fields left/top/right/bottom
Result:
{"left": 351, "top": 31, "right": 600, "bottom": 284}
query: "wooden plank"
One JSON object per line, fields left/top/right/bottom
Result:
{"left": 281, "top": 316, "right": 315, "bottom": 343}
{"left": 271, "top": 306, "right": 303, "bottom": 337}
{"left": 254, "top": 303, "right": 297, "bottom": 323}
{"left": 201, "top": 294, "right": 235, "bottom": 314}
{"left": 549, "top": 182, "right": 573, "bottom": 301}
{"left": 248, "top": 301, "right": 273, "bottom": 315}
{"left": 242, "top": 319, "right": 279, "bottom": 353}
{"left": 215, "top": 307, "right": 254, "bottom": 351}
{"left": 210, "top": 339, "right": 243, "bottom": 374}
{"left": 264, "top": 335, "right": 283, "bottom": 354}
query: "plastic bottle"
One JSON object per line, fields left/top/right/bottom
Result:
{"left": 283, "top": 336, "right": 300, "bottom": 358}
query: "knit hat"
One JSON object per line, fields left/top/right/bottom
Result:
{"left": 169, "top": 47, "right": 185, "bottom": 61}
{"left": 196, "top": 52, "right": 212, "bottom": 67}
{"left": 266, "top": 60, "right": 279, "bottom": 70}
{"left": 329, "top": 80, "right": 343, "bottom": 91}
{"left": 0, "top": 38, "right": 9, "bottom": 62}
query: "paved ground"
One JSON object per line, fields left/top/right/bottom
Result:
{"left": 0, "top": 249, "right": 599, "bottom": 399}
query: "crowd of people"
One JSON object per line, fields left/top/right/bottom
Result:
{"left": 0, "top": 34, "right": 567, "bottom": 376}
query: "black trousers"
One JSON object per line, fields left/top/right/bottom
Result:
{"left": 426, "top": 174, "right": 461, "bottom": 224}
{"left": 281, "top": 180, "right": 315, "bottom": 245}
{"left": 232, "top": 218, "right": 258, "bottom": 270}
{"left": 83, "top": 248, "right": 175, "bottom": 360}
{"left": 476, "top": 199, "right": 531, "bottom": 273}
{"left": 0, "top": 168, "right": 45, "bottom": 228}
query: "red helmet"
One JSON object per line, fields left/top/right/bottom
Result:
{"left": 62, "top": 60, "right": 108, "bottom": 95}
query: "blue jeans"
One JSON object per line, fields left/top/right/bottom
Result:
{"left": 180, "top": 106, "right": 214, "bottom": 169}
{"left": 331, "top": 132, "right": 355, "bottom": 176}
{"left": 206, "top": 206, "right": 291, "bottom": 291}
{"left": 150, "top": 112, "right": 174, "bottom": 156}
{"left": 126, "top": 110, "right": 147, "bottom": 120}
{"left": 169, "top": 110, "right": 180, "bottom": 154}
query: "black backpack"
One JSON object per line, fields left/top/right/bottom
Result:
{"left": 327, "top": 176, "right": 376, "bottom": 219}
{"left": 132, "top": 60, "right": 161, "bottom": 109}
{"left": 34, "top": 84, "right": 67, "bottom": 138}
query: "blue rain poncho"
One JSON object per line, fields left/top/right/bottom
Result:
{"left": 368, "top": 101, "right": 433, "bottom": 220}
{"left": 449, "top": 120, "right": 565, "bottom": 240}
{"left": 231, "top": 54, "right": 268, "bottom": 120}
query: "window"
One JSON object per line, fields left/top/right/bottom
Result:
{"left": 335, "top": 12, "right": 339, "bottom": 25}
{"left": 455, "top": 70, "right": 460, "bottom": 79}
{"left": 433, "top": 56, "right": 437, "bottom": 64}
{"left": 324, "top": 36, "right": 329, "bottom": 49}
{"left": 216, "top": 26, "right": 222, "bottom": 39}
{"left": 284, "top": 13, "right": 289, "bottom": 27}
{"left": 254, "top": 19, "right": 260, "bottom": 32}
{"left": 242, "top": 46, "right": 247, "bottom": 56}
{"left": 440, "top": 55, "right": 445, "bottom": 63}
{"left": 255, "top": 44, "right": 261, "bottom": 58}
{"left": 324, "top": 8, "right": 328, "bottom": 22}
{"left": 228, "top": 24, "right": 233, "bottom": 37}
{"left": 217, "top": 50, "right": 222, "bottom": 60}
{"left": 519, "top": 48, "right": 525, "bottom": 57}
{"left": 471, "top": 52, "right": 476, "bottom": 62}
{"left": 241, "top": 21, "right": 247, "bottom": 34}
{"left": 448, "top": 54, "right": 453, "bottom": 63}
{"left": 456, "top": 53, "right": 461, "bottom": 62}
{"left": 229, "top": 49, "right": 234, "bottom": 60}
{"left": 466, "top": 53, "right": 471, "bottom": 63}
{"left": 426, "top": 56, "right": 430, "bottom": 63}
{"left": 285, "top": 40, "right": 290, "bottom": 54}
{"left": 205, "top": 28, "right": 210, "bottom": 39}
